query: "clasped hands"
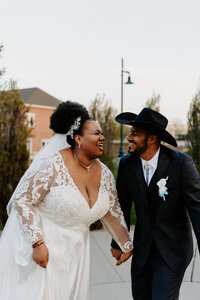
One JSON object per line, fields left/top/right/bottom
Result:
{"left": 111, "top": 247, "right": 133, "bottom": 266}
{"left": 32, "top": 244, "right": 133, "bottom": 268}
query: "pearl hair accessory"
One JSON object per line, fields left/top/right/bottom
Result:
{"left": 66, "top": 116, "right": 81, "bottom": 139}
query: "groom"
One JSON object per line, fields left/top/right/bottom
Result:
{"left": 111, "top": 108, "right": 200, "bottom": 300}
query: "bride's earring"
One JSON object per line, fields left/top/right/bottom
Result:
{"left": 78, "top": 143, "right": 81, "bottom": 148}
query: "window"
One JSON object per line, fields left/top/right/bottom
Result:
{"left": 176, "top": 134, "right": 187, "bottom": 141}
{"left": 27, "top": 138, "right": 32, "bottom": 154}
{"left": 26, "top": 112, "right": 36, "bottom": 128}
{"left": 41, "top": 139, "right": 50, "bottom": 147}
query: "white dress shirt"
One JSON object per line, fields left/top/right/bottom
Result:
{"left": 141, "top": 147, "right": 160, "bottom": 185}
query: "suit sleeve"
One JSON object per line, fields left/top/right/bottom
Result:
{"left": 111, "top": 158, "right": 133, "bottom": 250}
{"left": 181, "top": 156, "right": 200, "bottom": 251}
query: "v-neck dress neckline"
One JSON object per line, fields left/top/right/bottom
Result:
{"left": 57, "top": 151, "right": 103, "bottom": 210}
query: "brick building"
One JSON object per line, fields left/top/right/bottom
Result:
{"left": 20, "top": 88, "right": 61, "bottom": 159}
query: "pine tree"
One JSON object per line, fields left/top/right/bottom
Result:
{"left": 187, "top": 91, "right": 200, "bottom": 172}
{"left": 0, "top": 81, "right": 30, "bottom": 225}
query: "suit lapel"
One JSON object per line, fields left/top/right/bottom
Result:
{"left": 131, "top": 155, "right": 149, "bottom": 209}
{"left": 148, "top": 145, "right": 171, "bottom": 194}
{"left": 130, "top": 146, "right": 171, "bottom": 209}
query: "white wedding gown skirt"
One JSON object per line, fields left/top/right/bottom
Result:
{"left": 0, "top": 211, "right": 90, "bottom": 300}
{"left": 0, "top": 209, "right": 90, "bottom": 300}
{"left": 0, "top": 153, "right": 132, "bottom": 300}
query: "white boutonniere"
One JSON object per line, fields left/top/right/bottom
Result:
{"left": 157, "top": 177, "right": 168, "bottom": 201}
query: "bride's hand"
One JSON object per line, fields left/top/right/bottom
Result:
{"left": 32, "top": 243, "right": 49, "bottom": 268}
{"left": 116, "top": 249, "right": 133, "bottom": 266}
{"left": 111, "top": 248, "right": 122, "bottom": 260}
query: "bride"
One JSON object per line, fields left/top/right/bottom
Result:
{"left": 0, "top": 101, "right": 133, "bottom": 300}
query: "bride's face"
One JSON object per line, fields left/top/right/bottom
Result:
{"left": 80, "top": 120, "right": 105, "bottom": 158}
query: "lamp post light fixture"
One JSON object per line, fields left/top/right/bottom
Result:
{"left": 118, "top": 58, "right": 134, "bottom": 157}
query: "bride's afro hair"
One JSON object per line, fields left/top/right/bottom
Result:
{"left": 50, "top": 101, "right": 90, "bottom": 134}
{"left": 50, "top": 101, "right": 92, "bottom": 147}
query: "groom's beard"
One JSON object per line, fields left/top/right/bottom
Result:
{"left": 128, "top": 137, "right": 148, "bottom": 155}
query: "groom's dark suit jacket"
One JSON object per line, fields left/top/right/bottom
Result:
{"left": 112, "top": 145, "right": 200, "bottom": 273}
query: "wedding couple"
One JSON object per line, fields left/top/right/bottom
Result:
{"left": 0, "top": 101, "right": 200, "bottom": 300}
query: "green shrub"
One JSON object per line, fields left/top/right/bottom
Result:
{"left": 130, "top": 202, "right": 137, "bottom": 225}
{"left": 0, "top": 218, "right": 3, "bottom": 231}
{"left": 0, "top": 82, "right": 31, "bottom": 226}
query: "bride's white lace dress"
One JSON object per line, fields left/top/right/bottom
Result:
{"left": 0, "top": 152, "right": 132, "bottom": 300}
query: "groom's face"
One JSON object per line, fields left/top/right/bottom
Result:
{"left": 126, "top": 126, "right": 150, "bottom": 155}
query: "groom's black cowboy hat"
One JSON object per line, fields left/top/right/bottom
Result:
{"left": 115, "top": 108, "right": 177, "bottom": 147}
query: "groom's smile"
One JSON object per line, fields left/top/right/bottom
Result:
{"left": 126, "top": 126, "right": 149, "bottom": 155}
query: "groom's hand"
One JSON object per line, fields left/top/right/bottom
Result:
{"left": 111, "top": 248, "right": 122, "bottom": 260}
{"left": 116, "top": 250, "right": 133, "bottom": 266}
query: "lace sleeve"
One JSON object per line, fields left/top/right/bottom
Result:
{"left": 101, "top": 169, "right": 133, "bottom": 253}
{"left": 13, "top": 157, "right": 56, "bottom": 245}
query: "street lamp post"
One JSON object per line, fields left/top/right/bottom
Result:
{"left": 118, "top": 58, "right": 133, "bottom": 157}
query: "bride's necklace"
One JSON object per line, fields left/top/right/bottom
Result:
{"left": 74, "top": 151, "right": 94, "bottom": 172}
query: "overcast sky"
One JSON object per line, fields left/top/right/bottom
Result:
{"left": 1, "top": 0, "right": 200, "bottom": 124}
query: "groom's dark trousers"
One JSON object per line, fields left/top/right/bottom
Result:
{"left": 131, "top": 241, "right": 184, "bottom": 300}
{"left": 111, "top": 145, "right": 200, "bottom": 300}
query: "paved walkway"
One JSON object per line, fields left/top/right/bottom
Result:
{"left": 90, "top": 230, "right": 200, "bottom": 300}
